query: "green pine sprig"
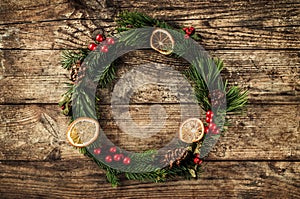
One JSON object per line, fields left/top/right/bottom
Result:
{"left": 116, "top": 11, "right": 173, "bottom": 32}
{"left": 116, "top": 11, "right": 201, "bottom": 41}
{"left": 60, "top": 11, "right": 248, "bottom": 187}
{"left": 61, "top": 49, "right": 88, "bottom": 70}
{"left": 186, "top": 58, "right": 248, "bottom": 113}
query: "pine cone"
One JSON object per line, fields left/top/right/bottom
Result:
{"left": 69, "top": 60, "right": 81, "bottom": 81}
{"left": 69, "top": 60, "right": 87, "bottom": 82}
{"left": 209, "top": 89, "right": 226, "bottom": 107}
{"left": 161, "top": 147, "right": 188, "bottom": 168}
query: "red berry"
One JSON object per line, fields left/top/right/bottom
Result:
{"left": 105, "top": 155, "right": 112, "bottom": 163}
{"left": 123, "top": 157, "right": 131, "bottom": 165}
{"left": 188, "top": 27, "right": 195, "bottom": 35}
{"left": 184, "top": 34, "right": 190, "bottom": 39}
{"left": 185, "top": 27, "right": 195, "bottom": 35}
{"left": 195, "top": 153, "right": 200, "bottom": 158}
{"left": 209, "top": 123, "right": 217, "bottom": 131}
{"left": 106, "top": 37, "right": 115, "bottom": 45}
{"left": 118, "top": 154, "right": 124, "bottom": 159}
{"left": 96, "top": 34, "right": 104, "bottom": 42}
{"left": 113, "top": 154, "right": 121, "bottom": 161}
{"left": 88, "top": 43, "right": 97, "bottom": 51}
{"left": 193, "top": 157, "right": 200, "bottom": 164}
{"left": 204, "top": 126, "right": 209, "bottom": 134}
{"left": 206, "top": 110, "right": 214, "bottom": 118}
{"left": 182, "top": 27, "right": 188, "bottom": 32}
{"left": 61, "top": 105, "right": 65, "bottom": 110}
{"left": 101, "top": 45, "right": 108, "bottom": 53}
{"left": 93, "top": 148, "right": 101, "bottom": 155}
{"left": 109, "top": 146, "right": 117, "bottom": 153}
{"left": 206, "top": 116, "right": 213, "bottom": 123}
{"left": 198, "top": 159, "right": 203, "bottom": 165}
{"left": 213, "top": 128, "right": 220, "bottom": 135}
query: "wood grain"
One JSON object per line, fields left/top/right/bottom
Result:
{"left": 1, "top": 50, "right": 299, "bottom": 104}
{"left": 0, "top": 0, "right": 299, "bottom": 50}
{"left": 1, "top": 0, "right": 300, "bottom": 198}
{"left": 0, "top": 104, "right": 298, "bottom": 161}
{"left": 0, "top": 160, "right": 299, "bottom": 198}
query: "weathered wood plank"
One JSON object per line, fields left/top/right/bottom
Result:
{"left": 1, "top": 50, "right": 299, "bottom": 104}
{"left": 1, "top": 19, "right": 299, "bottom": 50}
{"left": 1, "top": 0, "right": 299, "bottom": 28}
{"left": 0, "top": 0, "right": 70, "bottom": 24}
{"left": 0, "top": 0, "right": 299, "bottom": 198}
{"left": 1, "top": 0, "right": 300, "bottom": 50}
{"left": 0, "top": 104, "right": 298, "bottom": 161}
{"left": 0, "top": 0, "right": 116, "bottom": 24}
{"left": 0, "top": 160, "right": 299, "bottom": 198}
{"left": 2, "top": 50, "right": 299, "bottom": 77}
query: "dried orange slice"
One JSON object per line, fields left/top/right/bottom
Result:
{"left": 179, "top": 118, "right": 204, "bottom": 143}
{"left": 150, "top": 28, "right": 174, "bottom": 55}
{"left": 66, "top": 117, "right": 100, "bottom": 148}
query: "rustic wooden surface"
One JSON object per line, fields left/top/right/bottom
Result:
{"left": 0, "top": 0, "right": 299, "bottom": 198}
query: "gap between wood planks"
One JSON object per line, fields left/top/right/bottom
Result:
{"left": 0, "top": 104, "right": 299, "bottom": 161}
{"left": 0, "top": 160, "right": 299, "bottom": 198}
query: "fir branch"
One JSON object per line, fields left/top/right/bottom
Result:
{"left": 98, "top": 63, "right": 116, "bottom": 88}
{"left": 125, "top": 169, "right": 167, "bottom": 183}
{"left": 61, "top": 49, "right": 88, "bottom": 70}
{"left": 106, "top": 169, "right": 120, "bottom": 187}
{"left": 185, "top": 58, "right": 248, "bottom": 112}
{"left": 226, "top": 86, "right": 248, "bottom": 112}
{"left": 184, "top": 61, "right": 210, "bottom": 111}
{"left": 117, "top": 11, "right": 176, "bottom": 32}
{"left": 116, "top": 11, "right": 201, "bottom": 42}
{"left": 59, "top": 11, "right": 248, "bottom": 187}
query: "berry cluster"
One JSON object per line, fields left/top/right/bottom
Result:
{"left": 93, "top": 146, "right": 131, "bottom": 165}
{"left": 182, "top": 26, "right": 195, "bottom": 38}
{"left": 204, "top": 110, "right": 220, "bottom": 134}
{"left": 193, "top": 153, "right": 203, "bottom": 165}
{"left": 88, "top": 34, "right": 115, "bottom": 53}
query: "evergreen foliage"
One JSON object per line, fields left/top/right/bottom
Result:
{"left": 60, "top": 11, "right": 248, "bottom": 186}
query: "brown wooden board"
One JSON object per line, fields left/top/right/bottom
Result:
{"left": 1, "top": 0, "right": 300, "bottom": 50}
{"left": 0, "top": 160, "right": 299, "bottom": 198}
{"left": 0, "top": 104, "right": 298, "bottom": 161}
{"left": 0, "top": 0, "right": 299, "bottom": 198}
{"left": 1, "top": 50, "right": 299, "bottom": 104}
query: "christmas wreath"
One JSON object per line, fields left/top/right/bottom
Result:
{"left": 59, "top": 11, "right": 248, "bottom": 187}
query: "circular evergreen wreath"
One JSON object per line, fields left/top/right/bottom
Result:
{"left": 59, "top": 11, "right": 248, "bottom": 187}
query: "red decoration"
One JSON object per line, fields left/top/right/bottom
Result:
{"left": 206, "top": 116, "right": 213, "bottom": 123}
{"left": 106, "top": 37, "right": 115, "bottom": 45}
{"left": 186, "top": 27, "right": 195, "bottom": 35}
{"left": 113, "top": 154, "right": 121, "bottom": 161}
{"left": 206, "top": 110, "right": 214, "bottom": 118}
{"left": 123, "top": 157, "right": 131, "bottom": 165}
{"left": 61, "top": 105, "right": 65, "bottom": 110}
{"left": 183, "top": 27, "right": 195, "bottom": 36}
{"left": 197, "top": 159, "right": 203, "bottom": 165}
{"left": 105, "top": 155, "right": 113, "bottom": 163}
{"left": 96, "top": 34, "right": 104, "bottom": 42}
{"left": 193, "top": 157, "right": 200, "bottom": 164}
{"left": 101, "top": 45, "right": 108, "bottom": 53}
{"left": 93, "top": 148, "right": 101, "bottom": 155}
{"left": 118, "top": 154, "right": 124, "bottom": 159}
{"left": 213, "top": 128, "right": 220, "bottom": 135}
{"left": 204, "top": 126, "right": 209, "bottom": 134}
{"left": 88, "top": 43, "right": 97, "bottom": 51}
{"left": 182, "top": 27, "right": 188, "bottom": 32}
{"left": 209, "top": 123, "right": 217, "bottom": 131}
{"left": 109, "top": 146, "right": 117, "bottom": 153}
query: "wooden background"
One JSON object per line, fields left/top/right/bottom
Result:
{"left": 0, "top": 0, "right": 299, "bottom": 198}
